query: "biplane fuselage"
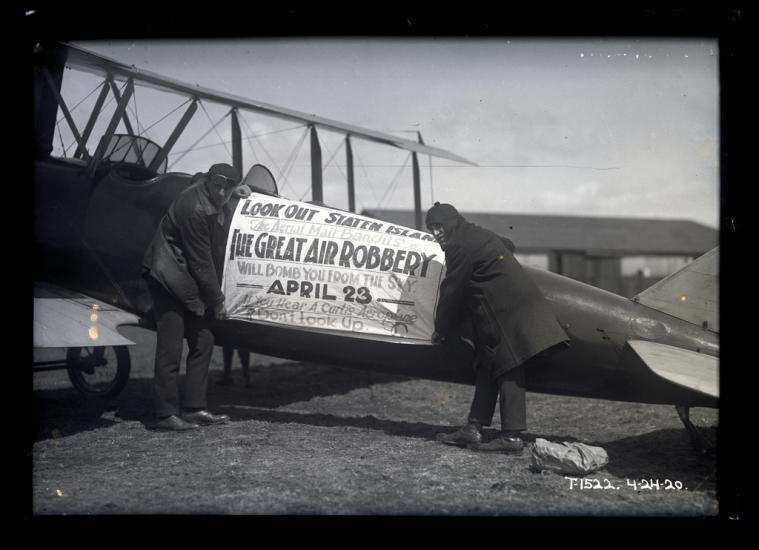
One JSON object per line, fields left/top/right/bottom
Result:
{"left": 35, "top": 156, "right": 719, "bottom": 408}
{"left": 33, "top": 42, "right": 719, "bottom": 433}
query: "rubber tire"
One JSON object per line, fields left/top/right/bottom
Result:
{"left": 66, "top": 346, "right": 131, "bottom": 398}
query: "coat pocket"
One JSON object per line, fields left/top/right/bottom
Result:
{"left": 149, "top": 229, "right": 206, "bottom": 316}
{"left": 473, "top": 299, "right": 500, "bottom": 351}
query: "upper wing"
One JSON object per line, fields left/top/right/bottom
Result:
{"left": 626, "top": 339, "right": 718, "bottom": 399}
{"left": 62, "top": 42, "right": 476, "bottom": 166}
{"left": 34, "top": 281, "right": 140, "bottom": 348}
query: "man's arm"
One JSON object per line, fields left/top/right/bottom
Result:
{"left": 179, "top": 212, "right": 225, "bottom": 309}
{"left": 500, "top": 236, "right": 516, "bottom": 253}
{"left": 434, "top": 242, "right": 472, "bottom": 336}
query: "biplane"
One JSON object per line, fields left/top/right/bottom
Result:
{"left": 33, "top": 42, "right": 718, "bottom": 452}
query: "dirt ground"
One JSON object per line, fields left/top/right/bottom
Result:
{"left": 33, "top": 326, "right": 720, "bottom": 516}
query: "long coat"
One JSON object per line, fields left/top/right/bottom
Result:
{"left": 142, "top": 179, "right": 226, "bottom": 316}
{"left": 434, "top": 219, "right": 569, "bottom": 377}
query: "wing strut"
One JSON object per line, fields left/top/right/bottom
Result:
{"left": 56, "top": 41, "right": 477, "bottom": 211}
{"left": 107, "top": 76, "right": 145, "bottom": 166}
{"left": 231, "top": 109, "right": 243, "bottom": 176}
{"left": 43, "top": 66, "right": 89, "bottom": 160}
{"left": 148, "top": 98, "right": 198, "bottom": 172}
{"left": 412, "top": 131, "right": 426, "bottom": 229}
{"left": 87, "top": 78, "right": 135, "bottom": 176}
{"left": 346, "top": 135, "right": 356, "bottom": 212}
{"left": 310, "top": 126, "right": 323, "bottom": 202}
{"left": 75, "top": 81, "right": 109, "bottom": 160}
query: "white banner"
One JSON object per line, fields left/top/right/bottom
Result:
{"left": 222, "top": 194, "right": 445, "bottom": 341}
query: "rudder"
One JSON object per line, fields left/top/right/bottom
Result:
{"left": 633, "top": 247, "right": 718, "bottom": 332}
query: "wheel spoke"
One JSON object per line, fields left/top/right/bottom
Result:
{"left": 66, "top": 346, "right": 130, "bottom": 398}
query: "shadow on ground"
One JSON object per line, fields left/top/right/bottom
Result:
{"left": 34, "top": 359, "right": 718, "bottom": 496}
{"left": 33, "top": 362, "right": 407, "bottom": 441}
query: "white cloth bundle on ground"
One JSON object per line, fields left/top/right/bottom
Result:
{"left": 530, "top": 438, "right": 609, "bottom": 475}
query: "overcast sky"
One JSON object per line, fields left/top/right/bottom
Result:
{"left": 59, "top": 38, "right": 719, "bottom": 228}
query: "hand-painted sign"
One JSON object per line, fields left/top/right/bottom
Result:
{"left": 222, "top": 194, "right": 445, "bottom": 341}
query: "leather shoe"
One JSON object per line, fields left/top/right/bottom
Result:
{"left": 182, "top": 410, "right": 229, "bottom": 425}
{"left": 472, "top": 435, "right": 524, "bottom": 454}
{"left": 436, "top": 423, "right": 482, "bottom": 447}
{"left": 154, "top": 415, "right": 199, "bottom": 431}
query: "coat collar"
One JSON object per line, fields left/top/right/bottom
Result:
{"left": 193, "top": 181, "right": 226, "bottom": 225}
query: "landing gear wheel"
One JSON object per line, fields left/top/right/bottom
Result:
{"left": 66, "top": 346, "right": 131, "bottom": 398}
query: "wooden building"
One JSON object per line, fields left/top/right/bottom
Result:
{"left": 362, "top": 210, "right": 718, "bottom": 298}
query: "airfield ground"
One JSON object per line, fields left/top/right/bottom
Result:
{"left": 33, "top": 326, "right": 719, "bottom": 516}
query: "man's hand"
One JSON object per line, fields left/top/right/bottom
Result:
{"left": 234, "top": 184, "right": 252, "bottom": 198}
{"left": 212, "top": 302, "right": 227, "bottom": 320}
{"left": 431, "top": 331, "right": 445, "bottom": 345}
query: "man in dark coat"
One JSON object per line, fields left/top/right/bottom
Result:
{"left": 142, "top": 162, "right": 242, "bottom": 431}
{"left": 212, "top": 182, "right": 254, "bottom": 389}
{"left": 426, "top": 203, "right": 569, "bottom": 452}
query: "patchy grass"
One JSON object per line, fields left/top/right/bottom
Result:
{"left": 33, "top": 327, "right": 717, "bottom": 516}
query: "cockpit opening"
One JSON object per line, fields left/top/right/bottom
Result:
{"left": 101, "top": 134, "right": 167, "bottom": 180}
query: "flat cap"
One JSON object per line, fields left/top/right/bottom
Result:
{"left": 208, "top": 163, "right": 241, "bottom": 186}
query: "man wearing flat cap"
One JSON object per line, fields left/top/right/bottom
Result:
{"left": 142, "top": 162, "right": 242, "bottom": 431}
{"left": 426, "top": 202, "right": 569, "bottom": 452}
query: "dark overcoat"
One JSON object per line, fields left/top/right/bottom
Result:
{"left": 142, "top": 179, "right": 226, "bottom": 315}
{"left": 434, "top": 218, "right": 569, "bottom": 377}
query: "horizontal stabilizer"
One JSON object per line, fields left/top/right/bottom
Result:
{"left": 633, "top": 247, "right": 718, "bottom": 332}
{"left": 627, "top": 339, "right": 718, "bottom": 399}
{"left": 34, "top": 282, "right": 139, "bottom": 348}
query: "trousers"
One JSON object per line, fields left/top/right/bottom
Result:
{"left": 467, "top": 360, "right": 526, "bottom": 432}
{"left": 222, "top": 347, "right": 250, "bottom": 378}
{"left": 148, "top": 278, "right": 214, "bottom": 418}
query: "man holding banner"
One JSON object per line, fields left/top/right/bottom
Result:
{"left": 426, "top": 203, "right": 569, "bottom": 453}
{"left": 142, "top": 162, "right": 242, "bottom": 431}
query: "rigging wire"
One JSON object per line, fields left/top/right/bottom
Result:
{"left": 55, "top": 80, "right": 105, "bottom": 126}
{"left": 236, "top": 113, "right": 261, "bottom": 165}
{"left": 126, "top": 86, "right": 150, "bottom": 168}
{"left": 56, "top": 122, "right": 67, "bottom": 157}
{"left": 428, "top": 155, "right": 434, "bottom": 205}
{"left": 277, "top": 127, "right": 308, "bottom": 199}
{"left": 57, "top": 81, "right": 109, "bottom": 155}
{"left": 251, "top": 124, "right": 310, "bottom": 138}
{"left": 321, "top": 138, "right": 347, "bottom": 180}
{"left": 353, "top": 147, "right": 381, "bottom": 205}
{"left": 251, "top": 126, "right": 295, "bottom": 185}
{"left": 308, "top": 137, "right": 349, "bottom": 204}
{"left": 244, "top": 120, "right": 299, "bottom": 176}
{"left": 277, "top": 129, "right": 307, "bottom": 182}
{"left": 199, "top": 101, "right": 233, "bottom": 161}
{"left": 88, "top": 78, "right": 119, "bottom": 128}
{"left": 137, "top": 97, "right": 193, "bottom": 137}
{"left": 171, "top": 121, "right": 307, "bottom": 155}
{"left": 255, "top": 123, "right": 306, "bottom": 198}
{"left": 168, "top": 107, "right": 230, "bottom": 170}
{"left": 129, "top": 85, "right": 146, "bottom": 138}
{"left": 377, "top": 153, "right": 411, "bottom": 207}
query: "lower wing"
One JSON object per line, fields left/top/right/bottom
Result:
{"left": 34, "top": 281, "right": 140, "bottom": 348}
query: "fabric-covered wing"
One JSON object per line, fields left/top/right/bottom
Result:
{"left": 63, "top": 42, "right": 476, "bottom": 166}
{"left": 34, "top": 282, "right": 139, "bottom": 348}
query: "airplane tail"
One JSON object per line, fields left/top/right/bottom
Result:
{"left": 632, "top": 247, "right": 718, "bottom": 332}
